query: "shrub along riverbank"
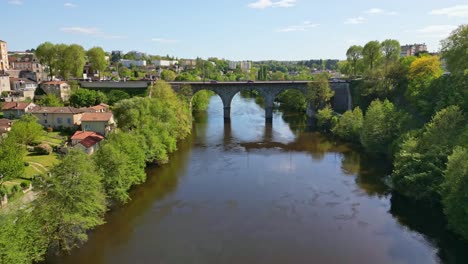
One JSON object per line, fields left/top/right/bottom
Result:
{"left": 0, "top": 81, "right": 193, "bottom": 263}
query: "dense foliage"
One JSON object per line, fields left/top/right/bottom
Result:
{"left": 69, "top": 89, "right": 108, "bottom": 107}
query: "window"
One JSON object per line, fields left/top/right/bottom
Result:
{"left": 57, "top": 118, "right": 63, "bottom": 124}
{"left": 44, "top": 120, "right": 48, "bottom": 124}
{"left": 67, "top": 118, "right": 72, "bottom": 124}
{"left": 84, "top": 124, "right": 91, "bottom": 130}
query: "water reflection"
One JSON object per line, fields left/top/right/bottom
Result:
{"left": 47, "top": 94, "right": 468, "bottom": 264}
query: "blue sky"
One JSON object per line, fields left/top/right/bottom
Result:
{"left": 2, "top": 0, "right": 467, "bottom": 60}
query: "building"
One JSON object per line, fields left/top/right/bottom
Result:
{"left": 0, "top": 40, "right": 9, "bottom": 72}
{"left": 228, "top": 61, "right": 238, "bottom": 70}
{"left": 120, "top": 59, "right": 147, "bottom": 68}
{"left": 400, "top": 44, "right": 428, "bottom": 57}
{"left": 1, "top": 102, "right": 36, "bottom": 119}
{"left": 0, "top": 119, "right": 14, "bottom": 137}
{"left": 181, "top": 59, "right": 197, "bottom": 69}
{"left": 111, "top": 50, "right": 123, "bottom": 56}
{"left": 80, "top": 112, "right": 115, "bottom": 135}
{"left": 127, "top": 51, "right": 147, "bottom": 59}
{"left": 228, "top": 61, "right": 251, "bottom": 72}
{"left": 152, "top": 60, "right": 178, "bottom": 67}
{"left": 40, "top": 81, "right": 71, "bottom": 101}
{"left": 89, "top": 103, "right": 110, "bottom": 113}
{"left": 71, "top": 131, "right": 104, "bottom": 155}
{"left": 0, "top": 73, "right": 10, "bottom": 94}
{"left": 7, "top": 55, "right": 47, "bottom": 82}
{"left": 29, "top": 106, "right": 86, "bottom": 129}
{"left": 9, "top": 77, "right": 37, "bottom": 90}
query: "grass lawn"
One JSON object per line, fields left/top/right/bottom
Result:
{"left": 24, "top": 152, "right": 60, "bottom": 178}
{"left": 39, "top": 131, "right": 66, "bottom": 146}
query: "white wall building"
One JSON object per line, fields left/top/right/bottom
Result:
{"left": 120, "top": 59, "right": 147, "bottom": 68}
{"left": 152, "top": 60, "right": 178, "bottom": 67}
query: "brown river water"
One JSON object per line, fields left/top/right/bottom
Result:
{"left": 48, "top": 94, "right": 468, "bottom": 264}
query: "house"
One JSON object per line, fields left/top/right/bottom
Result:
{"left": 0, "top": 119, "right": 14, "bottom": 137}
{"left": 72, "top": 131, "right": 104, "bottom": 155}
{"left": 9, "top": 77, "right": 37, "bottom": 90}
{"left": 29, "top": 106, "right": 86, "bottom": 129}
{"left": 40, "top": 81, "right": 71, "bottom": 101}
{"left": 80, "top": 112, "right": 115, "bottom": 135}
{"left": 89, "top": 103, "right": 110, "bottom": 113}
{"left": 70, "top": 130, "right": 103, "bottom": 145}
{"left": 0, "top": 73, "right": 10, "bottom": 93}
{"left": 0, "top": 40, "right": 9, "bottom": 72}
{"left": 120, "top": 59, "right": 147, "bottom": 68}
{"left": 1, "top": 102, "right": 36, "bottom": 119}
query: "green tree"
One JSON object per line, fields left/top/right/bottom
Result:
{"left": 361, "top": 99, "right": 404, "bottom": 154}
{"left": 0, "top": 210, "right": 48, "bottom": 264}
{"left": 442, "top": 147, "right": 468, "bottom": 240}
{"left": 441, "top": 24, "right": 468, "bottom": 75}
{"left": 346, "top": 45, "right": 363, "bottom": 77}
{"left": 306, "top": 74, "right": 334, "bottom": 112}
{"left": 35, "top": 42, "right": 58, "bottom": 80}
{"left": 0, "top": 136, "right": 26, "bottom": 183}
{"left": 192, "top": 90, "right": 213, "bottom": 111}
{"left": 37, "top": 93, "right": 63, "bottom": 107}
{"left": 316, "top": 106, "right": 337, "bottom": 131}
{"left": 9, "top": 114, "right": 44, "bottom": 145}
{"left": 95, "top": 132, "right": 146, "bottom": 203}
{"left": 270, "top": 71, "right": 285, "bottom": 81}
{"left": 66, "top": 44, "right": 86, "bottom": 79}
{"left": 362, "top": 41, "right": 381, "bottom": 71}
{"left": 332, "top": 107, "right": 363, "bottom": 142}
{"left": 381, "top": 39, "right": 401, "bottom": 71}
{"left": 87, "top": 47, "right": 108, "bottom": 78}
{"left": 35, "top": 149, "right": 106, "bottom": 252}
{"left": 107, "top": 90, "right": 130, "bottom": 105}
{"left": 161, "top": 69, "right": 177, "bottom": 81}
{"left": 392, "top": 106, "right": 466, "bottom": 201}
{"left": 69, "top": 89, "right": 107, "bottom": 107}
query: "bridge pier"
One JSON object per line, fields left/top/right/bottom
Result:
{"left": 224, "top": 106, "right": 231, "bottom": 123}
{"left": 265, "top": 106, "right": 273, "bottom": 123}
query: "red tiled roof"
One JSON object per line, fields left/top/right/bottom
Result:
{"left": 80, "top": 112, "right": 113, "bottom": 122}
{"left": 0, "top": 119, "right": 13, "bottom": 134}
{"left": 2, "top": 102, "right": 34, "bottom": 110}
{"left": 71, "top": 131, "right": 102, "bottom": 141}
{"left": 78, "top": 134, "right": 104, "bottom": 148}
{"left": 30, "top": 106, "right": 85, "bottom": 114}
{"left": 89, "top": 103, "right": 110, "bottom": 111}
{"left": 42, "top": 81, "right": 68, "bottom": 85}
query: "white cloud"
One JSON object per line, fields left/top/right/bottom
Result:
{"left": 151, "top": 38, "right": 179, "bottom": 43}
{"left": 64, "top": 3, "right": 77, "bottom": 8}
{"left": 248, "top": 0, "right": 296, "bottom": 9}
{"left": 344, "top": 16, "right": 367, "bottom": 24}
{"left": 429, "top": 5, "right": 468, "bottom": 18}
{"left": 8, "top": 0, "right": 23, "bottom": 5}
{"left": 416, "top": 25, "right": 457, "bottom": 38}
{"left": 60, "top": 27, "right": 125, "bottom": 39}
{"left": 364, "top": 8, "right": 398, "bottom": 15}
{"left": 277, "top": 21, "right": 319, "bottom": 32}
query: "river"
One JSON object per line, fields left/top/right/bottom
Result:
{"left": 49, "top": 94, "right": 468, "bottom": 264}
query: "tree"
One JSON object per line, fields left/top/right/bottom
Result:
{"left": 346, "top": 45, "right": 363, "bottom": 77}
{"left": 69, "top": 89, "right": 107, "bottom": 107}
{"left": 192, "top": 90, "right": 213, "bottom": 111}
{"left": 35, "top": 149, "right": 106, "bottom": 252}
{"left": 392, "top": 106, "right": 466, "bottom": 201}
{"left": 442, "top": 147, "right": 468, "bottom": 240}
{"left": 95, "top": 132, "right": 146, "bottom": 203}
{"left": 107, "top": 90, "right": 130, "bottom": 105}
{"left": 306, "top": 74, "right": 334, "bottom": 113}
{"left": 332, "top": 107, "right": 363, "bottom": 142}
{"left": 316, "top": 106, "right": 337, "bottom": 131}
{"left": 361, "top": 99, "right": 405, "bottom": 154}
{"left": 405, "top": 55, "right": 443, "bottom": 115}
{"left": 66, "top": 44, "right": 86, "bottom": 79}
{"left": 381, "top": 39, "right": 401, "bottom": 71}
{"left": 36, "top": 93, "right": 63, "bottom": 107}
{"left": 8, "top": 114, "right": 44, "bottom": 145}
{"left": 441, "top": 24, "right": 468, "bottom": 75}
{"left": 0, "top": 209, "right": 48, "bottom": 264}
{"left": 35, "top": 42, "right": 57, "bottom": 80}
{"left": 161, "top": 70, "right": 176, "bottom": 81}
{"left": 87, "top": 47, "right": 108, "bottom": 78}
{"left": 270, "top": 71, "right": 285, "bottom": 81}
{"left": 362, "top": 41, "right": 381, "bottom": 70}
{"left": 0, "top": 136, "right": 25, "bottom": 183}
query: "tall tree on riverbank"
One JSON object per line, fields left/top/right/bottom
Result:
{"left": 362, "top": 41, "right": 381, "bottom": 71}
{"left": 87, "top": 47, "right": 108, "bottom": 78}
{"left": 305, "top": 74, "right": 334, "bottom": 113}
{"left": 441, "top": 24, "right": 468, "bottom": 75}
{"left": 35, "top": 150, "right": 106, "bottom": 252}
{"left": 381, "top": 39, "right": 401, "bottom": 71}
{"left": 346, "top": 45, "right": 363, "bottom": 77}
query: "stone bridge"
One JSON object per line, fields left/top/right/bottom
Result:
{"left": 169, "top": 81, "right": 352, "bottom": 123}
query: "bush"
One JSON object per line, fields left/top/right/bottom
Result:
{"left": 332, "top": 107, "right": 364, "bottom": 142}
{"left": 24, "top": 162, "right": 30, "bottom": 167}
{"left": 11, "top": 185, "right": 21, "bottom": 194}
{"left": 20, "top": 181, "right": 30, "bottom": 189}
{"left": 0, "top": 186, "right": 6, "bottom": 196}
{"left": 316, "top": 106, "right": 338, "bottom": 132}
{"left": 34, "top": 143, "right": 52, "bottom": 155}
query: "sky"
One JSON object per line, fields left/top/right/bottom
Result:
{"left": 1, "top": 0, "right": 467, "bottom": 60}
